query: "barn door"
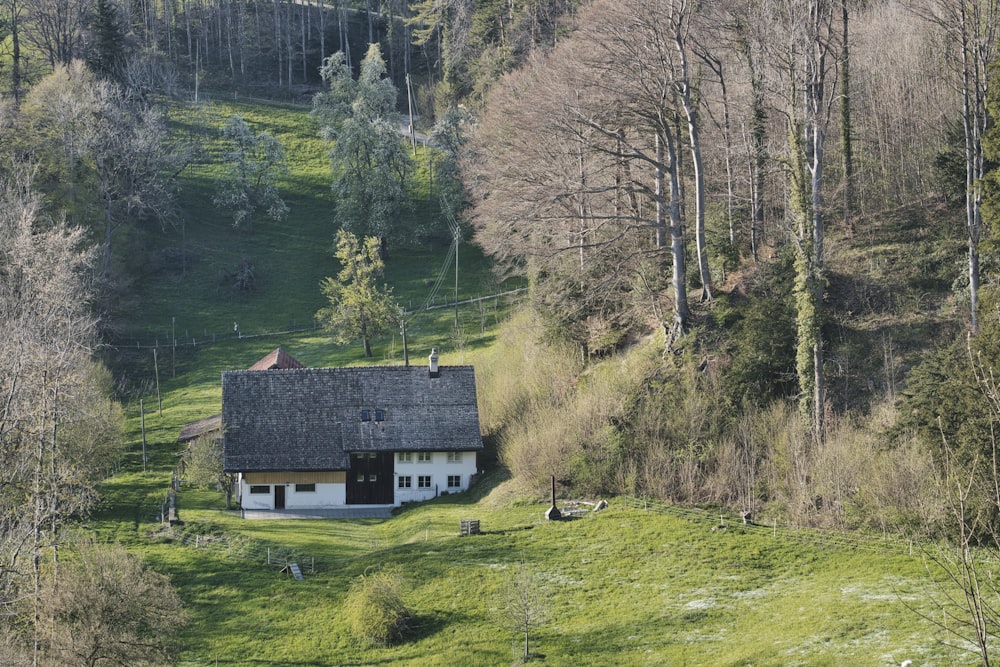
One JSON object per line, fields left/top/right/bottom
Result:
{"left": 346, "top": 452, "right": 394, "bottom": 504}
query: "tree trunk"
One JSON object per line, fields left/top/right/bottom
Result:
{"left": 664, "top": 124, "right": 689, "bottom": 343}
{"left": 840, "top": 0, "right": 854, "bottom": 237}
{"left": 674, "top": 23, "right": 711, "bottom": 302}
{"left": 11, "top": 0, "right": 21, "bottom": 103}
{"left": 749, "top": 59, "right": 766, "bottom": 263}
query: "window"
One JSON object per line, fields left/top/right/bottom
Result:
{"left": 398, "top": 476, "right": 412, "bottom": 489}
{"left": 418, "top": 475, "right": 432, "bottom": 488}
{"left": 398, "top": 452, "right": 412, "bottom": 463}
{"left": 295, "top": 483, "right": 315, "bottom": 493}
{"left": 447, "top": 452, "right": 463, "bottom": 463}
{"left": 369, "top": 474, "right": 378, "bottom": 482}
{"left": 360, "top": 409, "right": 371, "bottom": 421}
{"left": 249, "top": 485, "right": 270, "bottom": 494}
{"left": 356, "top": 473, "right": 365, "bottom": 483}
{"left": 375, "top": 409, "right": 385, "bottom": 421}
{"left": 448, "top": 475, "right": 461, "bottom": 488}
{"left": 417, "top": 451, "right": 432, "bottom": 463}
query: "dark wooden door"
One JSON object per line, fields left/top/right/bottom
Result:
{"left": 274, "top": 484, "right": 285, "bottom": 509}
{"left": 346, "top": 452, "right": 394, "bottom": 504}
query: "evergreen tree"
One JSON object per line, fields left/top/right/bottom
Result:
{"left": 87, "top": 0, "right": 126, "bottom": 81}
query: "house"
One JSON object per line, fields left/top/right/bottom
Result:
{"left": 177, "top": 347, "right": 304, "bottom": 444}
{"left": 222, "top": 350, "right": 483, "bottom": 511}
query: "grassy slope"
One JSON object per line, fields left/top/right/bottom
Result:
{"left": 110, "top": 98, "right": 509, "bottom": 431}
{"left": 96, "top": 100, "right": 979, "bottom": 665}
{"left": 100, "top": 482, "right": 966, "bottom": 667}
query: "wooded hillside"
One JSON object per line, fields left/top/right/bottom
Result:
{"left": 4, "top": 0, "right": 1000, "bottom": 662}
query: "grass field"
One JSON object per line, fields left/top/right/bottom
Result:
{"left": 90, "top": 470, "right": 977, "bottom": 666}
{"left": 92, "top": 98, "right": 986, "bottom": 666}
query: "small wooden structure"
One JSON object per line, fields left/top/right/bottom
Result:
{"left": 281, "top": 562, "right": 303, "bottom": 580}
{"left": 460, "top": 519, "right": 480, "bottom": 536}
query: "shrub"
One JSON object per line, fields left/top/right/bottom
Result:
{"left": 343, "top": 567, "right": 411, "bottom": 647}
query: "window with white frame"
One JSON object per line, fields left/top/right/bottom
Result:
{"left": 417, "top": 451, "right": 432, "bottom": 463}
{"left": 398, "top": 475, "right": 411, "bottom": 488}
{"left": 418, "top": 475, "right": 431, "bottom": 488}
{"left": 295, "top": 483, "right": 316, "bottom": 492}
{"left": 398, "top": 452, "right": 412, "bottom": 463}
{"left": 447, "top": 475, "right": 461, "bottom": 488}
{"left": 249, "top": 485, "right": 269, "bottom": 494}
{"left": 447, "top": 452, "right": 462, "bottom": 463}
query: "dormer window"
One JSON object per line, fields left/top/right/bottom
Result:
{"left": 360, "top": 409, "right": 371, "bottom": 421}
{"left": 375, "top": 409, "right": 385, "bottom": 422}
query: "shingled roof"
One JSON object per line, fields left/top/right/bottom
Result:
{"left": 222, "top": 365, "right": 483, "bottom": 474}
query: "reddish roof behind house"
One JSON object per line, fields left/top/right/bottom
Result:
{"left": 247, "top": 347, "right": 305, "bottom": 371}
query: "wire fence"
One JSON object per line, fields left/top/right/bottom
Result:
{"left": 106, "top": 288, "right": 527, "bottom": 352}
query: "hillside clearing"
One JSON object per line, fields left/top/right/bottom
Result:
{"left": 96, "top": 479, "right": 978, "bottom": 666}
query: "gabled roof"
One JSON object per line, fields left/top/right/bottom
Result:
{"left": 222, "top": 365, "right": 483, "bottom": 474}
{"left": 247, "top": 347, "right": 305, "bottom": 371}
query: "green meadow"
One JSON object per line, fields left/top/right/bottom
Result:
{"left": 93, "top": 99, "right": 982, "bottom": 666}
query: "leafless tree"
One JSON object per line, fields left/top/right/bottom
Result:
{"left": 21, "top": 0, "right": 90, "bottom": 68}
{"left": 916, "top": 0, "right": 1000, "bottom": 333}
{"left": 0, "top": 167, "right": 124, "bottom": 665}
{"left": 41, "top": 540, "right": 187, "bottom": 667}
{"left": 494, "top": 562, "right": 548, "bottom": 662}
{"left": 15, "top": 62, "right": 181, "bottom": 281}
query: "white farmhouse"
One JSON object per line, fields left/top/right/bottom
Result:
{"left": 221, "top": 351, "right": 483, "bottom": 512}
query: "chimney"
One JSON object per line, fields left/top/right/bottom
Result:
{"left": 428, "top": 348, "right": 440, "bottom": 378}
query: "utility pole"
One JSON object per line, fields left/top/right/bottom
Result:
{"left": 401, "top": 317, "right": 409, "bottom": 367}
{"left": 406, "top": 73, "right": 417, "bottom": 157}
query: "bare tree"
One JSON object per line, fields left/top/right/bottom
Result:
{"left": 15, "top": 62, "right": 181, "bottom": 281}
{"left": 0, "top": 168, "right": 124, "bottom": 665}
{"left": 494, "top": 562, "right": 548, "bottom": 662}
{"left": 917, "top": 0, "right": 1000, "bottom": 334}
{"left": 767, "top": 0, "right": 838, "bottom": 442}
{"left": 213, "top": 114, "right": 289, "bottom": 235}
{"left": 41, "top": 540, "right": 187, "bottom": 667}
{"left": 23, "top": 0, "right": 90, "bottom": 68}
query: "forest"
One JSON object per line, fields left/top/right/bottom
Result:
{"left": 3, "top": 0, "right": 1000, "bottom": 663}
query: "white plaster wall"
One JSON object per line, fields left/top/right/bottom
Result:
{"left": 238, "top": 479, "right": 346, "bottom": 509}
{"left": 394, "top": 451, "right": 478, "bottom": 505}
{"left": 285, "top": 482, "right": 346, "bottom": 508}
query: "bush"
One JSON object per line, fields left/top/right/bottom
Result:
{"left": 343, "top": 567, "right": 411, "bottom": 647}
